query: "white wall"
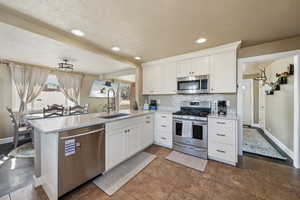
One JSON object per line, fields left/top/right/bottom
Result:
{"left": 0, "top": 64, "right": 13, "bottom": 139}
{"left": 265, "top": 57, "right": 294, "bottom": 151}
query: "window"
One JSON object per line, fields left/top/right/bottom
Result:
{"left": 119, "top": 83, "right": 131, "bottom": 106}
{"left": 12, "top": 74, "right": 76, "bottom": 111}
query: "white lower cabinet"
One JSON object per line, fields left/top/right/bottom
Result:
{"left": 105, "top": 114, "right": 154, "bottom": 171}
{"left": 127, "top": 125, "right": 141, "bottom": 158}
{"left": 208, "top": 117, "right": 238, "bottom": 166}
{"left": 106, "top": 128, "right": 127, "bottom": 171}
{"left": 141, "top": 115, "right": 154, "bottom": 148}
{"left": 154, "top": 112, "right": 173, "bottom": 148}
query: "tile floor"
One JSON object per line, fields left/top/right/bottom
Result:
{"left": 1, "top": 145, "right": 300, "bottom": 200}
{"left": 0, "top": 141, "right": 34, "bottom": 197}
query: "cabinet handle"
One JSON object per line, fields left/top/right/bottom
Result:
{"left": 161, "top": 116, "right": 167, "bottom": 118}
{"left": 146, "top": 121, "right": 151, "bottom": 123}
{"left": 217, "top": 122, "right": 226, "bottom": 125}
{"left": 161, "top": 125, "right": 166, "bottom": 128}
{"left": 146, "top": 116, "right": 151, "bottom": 119}
{"left": 161, "top": 137, "right": 167, "bottom": 140}
{"left": 60, "top": 128, "right": 105, "bottom": 139}
{"left": 216, "top": 133, "right": 226, "bottom": 137}
{"left": 216, "top": 149, "right": 226, "bottom": 153}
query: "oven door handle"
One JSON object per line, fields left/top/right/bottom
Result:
{"left": 192, "top": 121, "right": 208, "bottom": 126}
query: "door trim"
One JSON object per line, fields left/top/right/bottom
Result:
{"left": 237, "top": 50, "right": 300, "bottom": 168}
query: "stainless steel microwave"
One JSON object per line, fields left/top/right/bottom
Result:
{"left": 177, "top": 75, "right": 209, "bottom": 94}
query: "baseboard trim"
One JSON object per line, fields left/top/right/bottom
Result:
{"left": 263, "top": 128, "right": 294, "bottom": 159}
{"left": 0, "top": 137, "right": 13, "bottom": 144}
{"left": 208, "top": 155, "right": 237, "bottom": 166}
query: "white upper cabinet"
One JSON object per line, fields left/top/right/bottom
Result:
{"left": 160, "top": 62, "right": 177, "bottom": 94}
{"left": 176, "top": 59, "right": 192, "bottom": 78}
{"left": 143, "top": 62, "right": 176, "bottom": 95}
{"left": 143, "top": 64, "right": 161, "bottom": 94}
{"left": 210, "top": 50, "right": 236, "bottom": 93}
{"left": 177, "top": 56, "right": 210, "bottom": 78}
{"left": 142, "top": 41, "right": 240, "bottom": 95}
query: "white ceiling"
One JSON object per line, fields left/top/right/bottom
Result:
{"left": 0, "top": 22, "right": 132, "bottom": 74}
{"left": 1, "top": 0, "right": 300, "bottom": 62}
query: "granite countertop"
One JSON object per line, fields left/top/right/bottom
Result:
{"left": 208, "top": 113, "right": 239, "bottom": 120}
{"left": 28, "top": 110, "right": 154, "bottom": 134}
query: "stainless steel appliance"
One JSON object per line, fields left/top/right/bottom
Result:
{"left": 177, "top": 75, "right": 209, "bottom": 94}
{"left": 217, "top": 100, "right": 227, "bottom": 115}
{"left": 173, "top": 101, "right": 211, "bottom": 159}
{"left": 58, "top": 124, "right": 105, "bottom": 197}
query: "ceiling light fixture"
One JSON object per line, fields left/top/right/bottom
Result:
{"left": 58, "top": 59, "right": 74, "bottom": 70}
{"left": 71, "top": 29, "right": 85, "bottom": 37}
{"left": 196, "top": 38, "right": 207, "bottom": 44}
{"left": 134, "top": 56, "right": 141, "bottom": 60}
{"left": 111, "top": 46, "right": 120, "bottom": 51}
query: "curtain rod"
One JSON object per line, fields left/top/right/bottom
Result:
{"left": 0, "top": 59, "right": 98, "bottom": 77}
{"left": 0, "top": 60, "right": 9, "bottom": 65}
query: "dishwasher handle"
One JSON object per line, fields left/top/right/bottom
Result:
{"left": 60, "top": 128, "right": 105, "bottom": 140}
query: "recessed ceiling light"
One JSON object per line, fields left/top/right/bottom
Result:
{"left": 70, "top": 29, "right": 85, "bottom": 37}
{"left": 111, "top": 46, "right": 120, "bottom": 51}
{"left": 134, "top": 56, "right": 141, "bottom": 60}
{"left": 196, "top": 38, "right": 207, "bottom": 44}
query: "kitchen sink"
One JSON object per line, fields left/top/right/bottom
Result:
{"left": 98, "top": 113, "right": 130, "bottom": 119}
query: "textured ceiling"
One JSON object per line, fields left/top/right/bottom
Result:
{"left": 1, "top": 0, "right": 300, "bottom": 62}
{"left": 0, "top": 23, "right": 132, "bottom": 74}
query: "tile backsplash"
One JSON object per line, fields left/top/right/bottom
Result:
{"left": 145, "top": 94, "right": 237, "bottom": 113}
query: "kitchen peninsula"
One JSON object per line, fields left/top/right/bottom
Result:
{"left": 28, "top": 110, "right": 155, "bottom": 200}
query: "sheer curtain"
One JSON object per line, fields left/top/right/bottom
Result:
{"left": 10, "top": 63, "right": 50, "bottom": 112}
{"left": 54, "top": 71, "right": 83, "bottom": 105}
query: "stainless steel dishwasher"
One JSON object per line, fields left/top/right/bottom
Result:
{"left": 58, "top": 124, "right": 105, "bottom": 197}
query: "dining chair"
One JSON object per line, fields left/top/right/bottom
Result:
{"left": 69, "top": 104, "right": 89, "bottom": 115}
{"left": 6, "top": 108, "right": 33, "bottom": 148}
{"left": 43, "top": 104, "right": 64, "bottom": 118}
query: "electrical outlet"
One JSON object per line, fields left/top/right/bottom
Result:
{"left": 157, "top": 99, "right": 161, "bottom": 104}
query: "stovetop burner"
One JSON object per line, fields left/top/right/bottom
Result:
{"left": 173, "top": 110, "right": 210, "bottom": 117}
{"left": 173, "top": 106, "right": 211, "bottom": 121}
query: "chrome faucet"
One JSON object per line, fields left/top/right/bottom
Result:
{"left": 107, "top": 88, "right": 116, "bottom": 114}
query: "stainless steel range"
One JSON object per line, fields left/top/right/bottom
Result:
{"left": 173, "top": 101, "right": 211, "bottom": 159}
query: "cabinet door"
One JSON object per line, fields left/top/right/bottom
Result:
{"left": 190, "top": 56, "right": 210, "bottom": 76}
{"left": 210, "top": 51, "right": 236, "bottom": 93}
{"left": 160, "top": 62, "right": 177, "bottom": 94}
{"left": 143, "top": 65, "right": 161, "bottom": 94}
{"left": 106, "top": 128, "right": 127, "bottom": 170}
{"left": 143, "top": 65, "right": 153, "bottom": 94}
{"left": 141, "top": 115, "right": 154, "bottom": 148}
{"left": 176, "top": 60, "right": 192, "bottom": 78}
{"left": 127, "top": 125, "right": 141, "bottom": 157}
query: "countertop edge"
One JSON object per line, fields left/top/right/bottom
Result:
{"left": 28, "top": 111, "right": 155, "bottom": 134}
